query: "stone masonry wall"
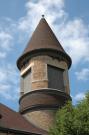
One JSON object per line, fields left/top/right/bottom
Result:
{"left": 21, "top": 55, "right": 70, "bottom": 131}
{"left": 24, "top": 110, "right": 56, "bottom": 131}
{"left": 21, "top": 55, "right": 70, "bottom": 94}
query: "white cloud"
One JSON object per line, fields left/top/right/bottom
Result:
{"left": 18, "top": 0, "right": 65, "bottom": 31}
{"left": 75, "top": 68, "right": 89, "bottom": 81}
{"left": 0, "top": 31, "right": 13, "bottom": 50}
{"left": 56, "top": 19, "right": 89, "bottom": 65}
{"left": 0, "top": 64, "right": 19, "bottom": 84}
{"left": 0, "top": 52, "right": 6, "bottom": 58}
{"left": 0, "top": 84, "right": 19, "bottom": 101}
{"left": 74, "top": 92, "right": 85, "bottom": 101}
{"left": 0, "top": 64, "right": 19, "bottom": 101}
{"left": 17, "top": 0, "right": 89, "bottom": 67}
{"left": 0, "top": 31, "right": 14, "bottom": 59}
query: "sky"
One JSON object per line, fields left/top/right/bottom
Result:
{"left": 0, "top": 0, "right": 89, "bottom": 111}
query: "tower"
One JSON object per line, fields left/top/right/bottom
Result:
{"left": 17, "top": 17, "right": 72, "bottom": 132}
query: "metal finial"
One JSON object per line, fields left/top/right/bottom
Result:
{"left": 42, "top": 15, "right": 45, "bottom": 18}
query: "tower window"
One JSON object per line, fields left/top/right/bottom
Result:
{"left": 21, "top": 69, "right": 31, "bottom": 94}
{"left": 48, "top": 65, "right": 64, "bottom": 91}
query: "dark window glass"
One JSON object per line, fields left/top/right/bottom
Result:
{"left": 21, "top": 69, "right": 31, "bottom": 93}
{"left": 48, "top": 65, "right": 64, "bottom": 91}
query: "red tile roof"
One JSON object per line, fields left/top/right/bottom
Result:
{"left": 0, "top": 103, "right": 47, "bottom": 135}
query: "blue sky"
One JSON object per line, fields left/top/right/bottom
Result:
{"left": 0, "top": 0, "right": 89, "bottom": 111}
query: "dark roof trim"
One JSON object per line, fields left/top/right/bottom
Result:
{"left": 0, "top": 114, "right": 2, "bottom": 119}
{"left": 19, "top": 88, "right": 71, "bottom": 104}
{"left": 17, "top": 48, "right": 72, "bottom": 70}
{"left": 20, "top": 104, "right": 60, "bottom": 114}
{"left": 0, "top": 126, "right": 40, "bottom": 135}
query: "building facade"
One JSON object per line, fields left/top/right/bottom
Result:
{"left": 0, "top": 17, "right": 72, "bottom": 135}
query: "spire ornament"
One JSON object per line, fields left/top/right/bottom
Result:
{"left": 42, "top": 14, "right": 45, "bottom": 18}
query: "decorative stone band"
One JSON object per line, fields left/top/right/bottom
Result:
{"left": 19, "top": 89, "right": 71, "bottom": 114}
{"left": 20, "top": 104, "right": 60, "bottom": 114}
{"left": 17, "top": 49, "right": 72, "bottom": 70}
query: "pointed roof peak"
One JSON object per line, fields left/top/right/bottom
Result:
{"left": 42, "top": 14, "right": 45, "bottom": 18}
{"left": 23, "top": 17, "right": 65, "bottom": 55}
{"left": 17, "top": 17, "right": 72, "bottom": 69}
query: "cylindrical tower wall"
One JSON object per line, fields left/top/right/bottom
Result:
{"left": 19, "top": 55, "right": 71, "bottom": 131}
{"left": 20, "top": 55, "right": 70, "bottom": 95}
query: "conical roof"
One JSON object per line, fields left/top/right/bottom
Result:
{"left": 23, "top": 17, "right": 65, "bottom": 55}
{"left": 17, "top": 17, "right": 72, "bottom": 69}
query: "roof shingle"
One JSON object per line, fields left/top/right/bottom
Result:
{"left": 23, "top": 18, "right": 65, "bottom": 55}
{"left": 17, "top": 17, "right": 71, "bottom": 70}
{"left": 0, "top": 103, "right": 47, "bottom": 135}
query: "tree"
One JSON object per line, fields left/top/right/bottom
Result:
{"left": 49, "top": 92, "right": 89, "bottom": 135}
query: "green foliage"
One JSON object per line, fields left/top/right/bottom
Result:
{"left": 49, "top": 92, "right": 89, "bottom": 135}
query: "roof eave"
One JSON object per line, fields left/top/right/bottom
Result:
{"left": 17, "top": 48, "right": 72, "bottom": 70}
{"left": 0, "top": 126, "right": 40, "bottom": 135}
